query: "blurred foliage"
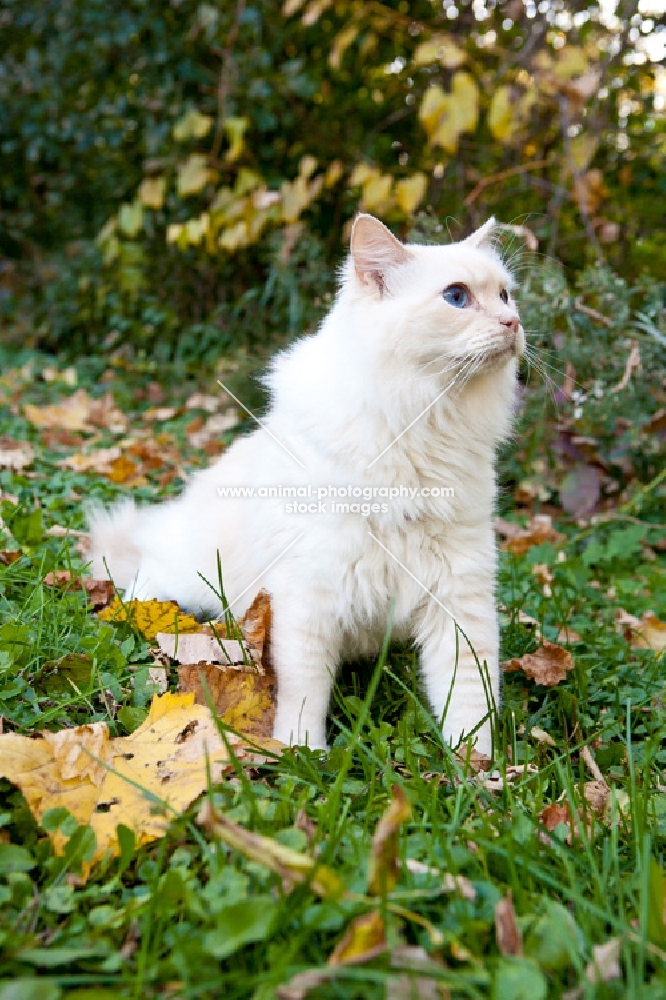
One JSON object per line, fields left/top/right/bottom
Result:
{"left": 0, "top": 0, "right": 665, "bottom": 357}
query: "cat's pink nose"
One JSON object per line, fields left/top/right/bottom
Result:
{"left": 502, "top": 314, "right": 520, "bottom": 334}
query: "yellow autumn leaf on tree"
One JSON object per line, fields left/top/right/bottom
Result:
{"left": 329, "top": 23, "right": 358, "bottom": 70}
{"left": 98, "top": 596, "right": 201, "bottom": 641}
{"left": 395, "top": 173, "right": 427, "bottom": 214}
{"left": 223, "top": 117, "right": 248, "bottom": 163}
{"left": 413, "top": 36, "right": 465, "bottom": 69}
{"left": 0, "top": 693, "right": 242, "bottom": 868}
{"left": 177, "top": 154, "right": 212, "bottom": 197}
{"left": 219, "top": 220, "right": 249, "bottom": 251}
{"left": 349, "top": 163, "right": 379, "bottom": 187}
{"left": 117, "top": 201, "right": 144, "bottom": 238}
{"left": 419, "top": 73, "right": 479, "bottom": 153}
{"left": 324, "top": 160, "right": 344, "bottom": 187}
{"left": 488, "top": 86, "right": 514, "bottom": 141}
{"left": 361, "top": 174, "right": 393, "bottom": 212}
{"left": 139, "top": 176, "right": 166, "bottom": 210}
{"left": 173, "top": 108, "right": 214, "bottom": 142}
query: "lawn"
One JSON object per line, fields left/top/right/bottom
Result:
{"left": 0, "top": 259, "right": 665, "bottom": 999}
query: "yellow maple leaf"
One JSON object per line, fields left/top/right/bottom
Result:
{"left": 98, "top": 596, "right": 201, "bottom": 641}
{"left": 0, "top": 694, "right": 243, "bottom": 868}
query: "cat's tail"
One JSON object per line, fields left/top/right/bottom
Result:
{"left": 87, "top": 500, "right": 143, "bottom": 591}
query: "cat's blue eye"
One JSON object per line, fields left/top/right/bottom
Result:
{"left": 442, "top": 284, "right": 469, "bottom": 309}
{"left": 500, "top": 288, "right": 509, "bottom": 304}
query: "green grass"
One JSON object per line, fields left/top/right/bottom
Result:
{"left": 0, "top": 294, "right": 665, "bottom": 1000}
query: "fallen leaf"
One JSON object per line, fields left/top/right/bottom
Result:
{"left": 540, "top": 802, "right": 571, "bottom": 832}
{"left": 98, "top": 597, "right": 201, "bottom": 641}
{"left": 0, "top": 443, "right": 34, "bottom": 470}
{"left": 615, "top": 609, "right": 666, "bottom": 652}
{"left": 0, "top": 693, "right": 242, "bottom": 867}
{"left": 387, "top": 946, "right": 449, "bottom": 1000}
{"left": 276, "top": 969, "right": 338, "bottom": 1000}
{"left": 185, "top": 392, "right": 224, "bottom": 413}
{"left": 484, "top": 764, "right": 539, "bottom": 792}
{"left": 157, "top": 632, "right": 249, "bottom": 667}
{"left": 146, "top": 667, "right": 168, "bottom": 694}
{"left": 495, "top": 894, "right": 523, "bottom": 956}
{"left": 327, "top": 909, "right": 387, "bottom": 966}
{"left": 610, "top": 341, "right": 641, "bottom": 394}
{"left": 556, "top": 624, "right": 582, "bottom": 644}
{"left": 495, "top": 515, "right": 566, "bottom": 555}
{"left": 142, "top": 406, "right": 178, "bottom": 422}
{"left": 239, "top": 590, "right": 272, "bottom": 662}
{"left": 583, "top": 781, "right": 609, "bottom": 816}
{"left": 24, "top": 389, "right": 127, "bottom": 435}
{"left": 367, "top": 786, "right": 411, "bottom": 896}
{"left": 585, "top": 937, "right": 622, "bottom": 983}
{"left": 58, "top": 447, "right": 122, "bottom": 473}
{"left": 455, "top": 747, "right": 492, "bottom": 772}
{"left": 559, "top": 465, "right": 601, "bottom": 518}
{"left": 0, "top": 550, "right": 21, "bottom": 565}
{"left": 530, "top": 727, "right": 557, "bottom": 747}
{"left": 42, "top": 571, "right": 115, "bottom": 610}
{"left": 198, "top": 798, "right": 345, "bottom": 899}
{"left": 106, "top": 455, "right": 139, "bottom": 484}
{"left": 178, "top": 664, "right": 275, "bottom": 740}
{"left": 187, "top": 410, "right": 239, "bottom": 449}
{"left": 503, "top": 641, "right": 574, "bottom": 686}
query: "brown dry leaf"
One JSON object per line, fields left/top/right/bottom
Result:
{"left": 0, "top": 442, "right": 34, "bottom": 470}
{"left": 99, "top": 596, "right": 201, "bottom": 641}
{"left": 178, "top": 663, "right": 275, "bottom": 740}
{"left": 367, "top": 786, "right": 411, "bottom": 896}
{"left": 43, "top": 571, "right": 115, "bottom": 610}
{"left": 610, "top": 341, "right": 641, "bottom": 394}
{"left": 484, "top": 763, "right": 539, "bottom": 792}
{"left": 106, "top": 455, "right": 139, "bottom": 484}
{"left": 24, "top": 390, "right": 94, "bottom": 432}
{"left": 556, "top": 624, "right": 582, "bottom": 644}
{"left": 495, "top": 894, "right": 523, "bottom": 956}
{"left": 185, "top": 392, "right": 223, "bottom": 413}
{"left": 540, "top": 802, "right": 571, "bottom": 832}
{"left": 0, "top": 693, "right": 240, "bottom": 867}
{"left": 583, "top": 781, "right": 610, "bottom": 816}
{"left": 58, "top": 447, "right": 122, "bottom": 473}
{"left": 24, "top": 389, "right": 128, "bottom": 435}
{"left": 198, "top": 799, "right": 345, "bottom": 899}
{"left": 455, "top": 747, "right": 492, "bottom": 772}
{"left": 495, "top": 514, "right": 566, "bottom": 555}
{"left": 615, "top": 609, "right": 666, "bottom": 652}
{"left": 187, "top": 410, "right": 239, "bottom": 449}
{"left": 239, "top": 589, "right": 272, "bottom": 662}
{"left": 142, "top": 406, "right": 178, "bottom": 422}
{"left": 503, "top": 641, "right": 574, "bottom": 686}
{"left": 0, "top": 550, "right": 21, "bottom": 565}
{"left": 327, "top": 909, "right": 387, "bottom": 966}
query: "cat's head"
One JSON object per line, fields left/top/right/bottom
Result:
{"left": 343, "top": 213, "right": 525, "bottom": 379}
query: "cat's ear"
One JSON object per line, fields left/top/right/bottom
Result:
{"left": 350, "top": 214, "right": 411, "bottom": 294}
{"left": 465, "top": 217, "right": 498, "bottom": 251}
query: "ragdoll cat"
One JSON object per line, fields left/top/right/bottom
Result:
{"left": 89, "top": 213, "right": 524, "bottom": 756}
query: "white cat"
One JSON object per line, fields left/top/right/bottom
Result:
{"left": 89, "top": 214, "right": 524, "bottom": 756}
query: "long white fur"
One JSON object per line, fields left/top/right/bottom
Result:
{"left": 89, "top": 214, "right": 525, "bottom": 755}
